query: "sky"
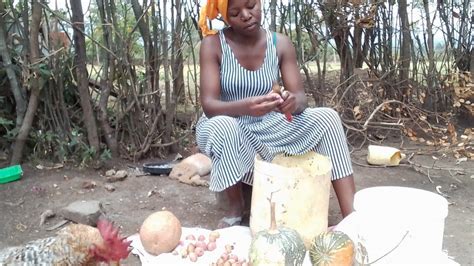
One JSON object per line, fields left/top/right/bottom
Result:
{"left": 48, "top": 0, "right": 91, "bottom": 13}
{"left": 49, "top": 0, "right": 286, "bottom": 21}
{"left": 46, "top": 0, "right": 444, "bottom": 43}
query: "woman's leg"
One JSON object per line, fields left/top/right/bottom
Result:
{"left": 217, "top": 182, "right": 245, "bottom": 228}
{"left": 306, "top": 108, "right": 355, "bottom": 217}
{"left": 332, "top": 175, "right": 356, "bottom": 217}
{"left": 196, "top": 116, "right": 255, "bottom": 227}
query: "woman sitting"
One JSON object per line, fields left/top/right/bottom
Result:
{"left": 197, "top": 0, "right": 356, "bottom": 228}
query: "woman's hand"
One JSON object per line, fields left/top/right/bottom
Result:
{"left": 277, "top": 88, "right": 297, "bottom": 115}
{"left": 246, "top": 93, "right": 283, "bottom": 117}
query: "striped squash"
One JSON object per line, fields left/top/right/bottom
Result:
{"left": 249, "top": 202, "right": 306, "bottom": 266}
{"left": 309, "top": 231, "right": 354, "bottom": 266}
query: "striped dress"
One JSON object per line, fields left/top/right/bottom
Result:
{"left": 196, "top": 29, "right": 353, "bottom": 192}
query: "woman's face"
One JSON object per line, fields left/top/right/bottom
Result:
{"left": 226, "top": 0, "right": 262, "bottom": 35}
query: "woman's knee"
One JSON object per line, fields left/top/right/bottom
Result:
{"left": 209, "top": 115, "right": 240, "bottom": 130}
{"left": 205, "top": 116, "right": 241, "bottom": 141}
{"left": 321, "top": 107, "right": 342, "bottom": 122}
{"left": 307, "top": 107, "right": 342, "bottom": 124}
{"left": 197, "top": 116, "right": 240, "bottom": 148}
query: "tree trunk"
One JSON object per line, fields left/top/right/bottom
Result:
{"left": 70, "top": 0, "right": 100, "bottom": 155}
{"left": 398, "top": 0, "right": 411, "bottom": 99}
{"left": 96, "top": 0, "right": 118, "bottom": 157}
{"left": 0, "top": 1, "right": 26, "bottom": 128}
{"left": 20, "top": 0, "right": 29, "bottom": 55}
{"left": 353, "top": 26, "right": 364, "bottom": 68}
{"left": 131, "top": 0, "right": 156, "bottom": 93}
{"left": 353, "top": 4, "right": 364, "bottom": 68}
{"left": 269, "top": 0, "right": 277, "bottom": 32}
{"left": 162, "top": 0, "right": 173, "bottom": 152}
{"left": 422, "top": 0, "right": 438, "bottom": 111}
{"left": 167, "top": 0, "right": 181, "bottom": 153}
{"left": 470, "top": 48, "right": 474, "bottom": 80}
{"left": 454, "top": 0, "right": 471, "bottom": 72}
{"left": 10, "top": 0, "right": 43, "bottom": 164}
{"left": 294, "top": 0, "right": 316, "bottom": 103}
{"left": 172, "top": 0, "right": 185, "bottom": 106}
{"left": 294, "top": 0, "right": 302, "bottom": 64}
{"left": 320, "top": 0, "right": 354, "bottom": 83}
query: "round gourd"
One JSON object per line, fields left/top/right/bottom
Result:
{"left": 139, "top": 210, "right": 182, "bottom": 255}
{"left": 309, "top": 231, "right": 354, "bottom": 266}
{"left": 249, "top": 202, "right": 306, "bottom": 266}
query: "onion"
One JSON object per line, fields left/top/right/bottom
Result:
{"left": 186, "top": 234, "right": 196, "bottom": 241}
{"left": 187, "top": 243, "right": 195, "bottom": 253}
{"left": 220, "top": 253, "right": 229, "bottom": 261}
{"left": 207, "top": 241, "right": 217, "bottom": 251}
{"left": 188, "top": 252, "right": 198, "bottom": 262}
{"left": 195, "top": 247, "right": 205, "bottom": 257}
{"left": 195, "top": 241, "right": 207, "bottom": 250}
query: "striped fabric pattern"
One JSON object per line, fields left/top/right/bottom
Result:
{"left": 197, "top": 29, "right": 353, "bottom": 192}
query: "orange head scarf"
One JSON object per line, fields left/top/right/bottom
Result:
{"left": 198, "top": 0, "right": 229, "bottom": 37}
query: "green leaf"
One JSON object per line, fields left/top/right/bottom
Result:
{"left": 0, "top": 117, "right": 14, "bottom": 126}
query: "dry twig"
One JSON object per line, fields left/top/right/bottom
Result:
{"left": 405, "top": 153, "right": 466, "bottom": 183}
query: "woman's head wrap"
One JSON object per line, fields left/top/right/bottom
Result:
{"left": 198, "top": 0, "right": 229, "bottom": 36}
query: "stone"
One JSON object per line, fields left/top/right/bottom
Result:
{"left": 81, "top": 180, "right": 97, "bottom": 189}
{"left": 104, "top": 184, "right": 116, "bottom": 192}
{"left": 106, "top": 170, "right": 128, "bottom": 182}
{"left": 60, "top": 200, "right": 104, "bottom": 226}
{"left": 169, "top": 153, "right": 211, "bottom": 181}
{"left": 105, "top": 169, "right": 116, "bottom": 176}
{"left": 114, "top": 170, "right": 128, "bottom": 178}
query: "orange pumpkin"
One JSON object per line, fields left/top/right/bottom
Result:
{"left": 309, "top": 231, "right": 354, "bottom": 266}
{"left": 139, "top": 211, "right": 182, "bottom": 255}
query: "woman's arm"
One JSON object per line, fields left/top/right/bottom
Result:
{"left": 199, "top": 36, "right": 246, "bottom": 117}
{"left": 276, "top": 33, "right": 308, "bottom": 114}
{"left": 199, "top": 35, "right": 282, "bottom": 118}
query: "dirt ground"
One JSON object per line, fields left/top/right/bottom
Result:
{"left": 0, "top": 140, "right": 473, "bottom": 265}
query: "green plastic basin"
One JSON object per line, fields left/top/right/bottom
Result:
{"left": 0, "top": 165, "right": 23, "bottom": 184}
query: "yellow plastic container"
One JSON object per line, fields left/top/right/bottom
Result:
{"left": 367, "top": 145, "right": 406, "bottom": 166}
{"left": 0, "top": 165, "right": 23, "bottom": 184}
{"left": 250, "top": 152, "right": 331, "bottom": 248}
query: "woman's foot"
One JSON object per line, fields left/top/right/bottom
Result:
{"left": 217, "top": 203, "right": 243, "bottom": 228}
{"left": 327, "top": 225, "right": 336, "bottom": 232}
{"left": 217, "top": 216, "right": 243, "bottom": 228}
{"left": 217, "top": 182, "right": 244, "bottom": 228}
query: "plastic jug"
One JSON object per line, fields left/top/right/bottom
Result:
{"left": 336, "top": 186, "right": 449, "bottom": 264}
{"left": 250, "top": 152, "right": 331, "bottom": 248}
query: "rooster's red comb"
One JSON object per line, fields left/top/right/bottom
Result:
{"left": 93, "top": 219, "right": 132, "bottom": 262}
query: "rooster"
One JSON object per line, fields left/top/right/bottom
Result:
{"left": 0, "top": 219, "right": 131, "bottom": 265}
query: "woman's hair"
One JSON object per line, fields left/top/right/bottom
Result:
{"left": 198, "top": 0, "right": 229, "bottom": 36}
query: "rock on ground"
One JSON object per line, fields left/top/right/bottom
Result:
{"left": 59, "top": 200, "right": 104, "bottom": 226}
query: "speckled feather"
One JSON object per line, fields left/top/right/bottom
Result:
{"left": 0, "top": 223, "right": 104, "bottom": 266}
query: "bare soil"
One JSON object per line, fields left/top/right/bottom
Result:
{"left": 0, "top": 141, "right": 473, "bottom": 265}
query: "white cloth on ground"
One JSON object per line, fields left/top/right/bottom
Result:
{"left": 128, "top": 225, "right": 313, "bottom": 265}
